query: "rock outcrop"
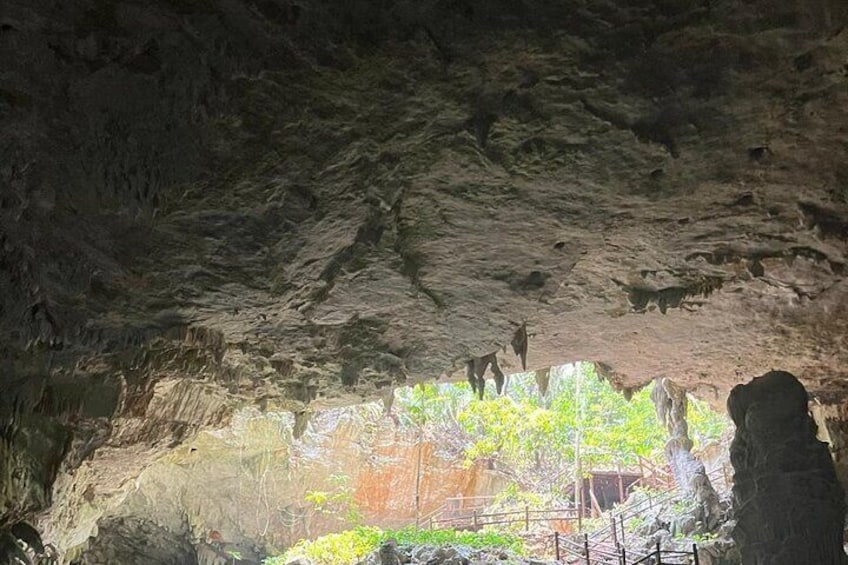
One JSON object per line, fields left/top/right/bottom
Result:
{"left": 43, "top": 405, "right": 503, "bottom": 562}
{"left": 2, "top": 0, "right": 848, "bottom": 558}
{"left": 728, "top": 371, "right": 846, "bottom": 565}
{"left": 652, "top": 377, "right": 722, "bottom": 534}
{"left": 359, "top": 543, "right": 540, "bottom": 565}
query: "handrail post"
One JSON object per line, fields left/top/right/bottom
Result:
{"left": 472, "top": 510, "right": 478, "bottom": 530}
{"left": 588, "top": 474, "right": 597, "bottom": 518}
{"left": 429, "top": 517, "right": 433, "bottom": 530}
{"left": 617, "top": 462, "right": 625, "bottom": 504}
{"left": 584, "top": 533, "right": 590, "bottom": 565}
{"left": 620, "top": 546, "right": 626, "bottom": 565}
{"left": 693, "top": 543, "right": 700, "bottom": 565}
{"left": 578, "top": 498, "right": 583, "bottom": 531}
{"left": 554, "top": 532, "right": 560, "bottom": 562}
{"left": 525, "top": 504, "right": 530, "bottom": 531}
{"left": 620, "top": 515, "right": 626, "bottom": 546}
{"left": 610, "top": 514, "right": 618, "bottom": 547}
{"left": 655, "top": 542, "right": 661, "bottom": 565}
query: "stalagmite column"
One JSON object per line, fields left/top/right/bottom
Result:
{"left": 728, "top": 371, "right": 846, "bottom": 565}
{"left": 652, "top": 377, "right": 721, "bottom": 531}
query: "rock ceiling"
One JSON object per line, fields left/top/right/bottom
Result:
{"left": 1, "top": 0, "right": 848, "bottom": 531}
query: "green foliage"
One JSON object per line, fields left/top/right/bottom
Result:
{"left": 492, "top": 483, "right": 544, "bottom": 508}
{"left": 387, "top": 527, "right": 524, "bottom": 552}
{"left": 392, "top": 363, "right": 728, "bottom": 498}
{"left": 626, "top": 514, "right": 646, "bottom": 531}
{"left": 394, "top": 382, "right": 472, "bottom": 429}
{"left": 266, "top": 527, "right": 382, "bottom": 565}
{"left": 455, "top": 363, "right": 672, "bottom": 478}
{"left": 687, "top": 397, "right": 728, "bottom": 447}
{"left": 304, "top": 474, "right": 363, "bottom": 526}
{"left": 458, "top": 394, "right": 555, "bottom": 469}
{"left": 690, "top": 531, "right": 718, "bottom": 543}
{"left": 484, "top": 483, "right": 552, "bottom": 534}
{"left": 264, "top": 527, "right": 523, "bottom": 565}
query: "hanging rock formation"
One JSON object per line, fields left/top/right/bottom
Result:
{"left": 728, "top": 371, "right": 846, "bottom": 565}
{"left": 465, "top": 353, "right": 507, "bottom": 399}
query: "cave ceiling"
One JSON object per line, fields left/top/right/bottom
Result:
{"left": 2, "top": 0, "right": 848, "bottom": 527}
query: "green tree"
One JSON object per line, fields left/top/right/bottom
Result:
{"left": 393, "top": 362, "right": 728, "bottom": 498}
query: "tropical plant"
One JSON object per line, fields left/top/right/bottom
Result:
{"left": 393, "top": 362, "right": 728, "bottom": 497}
{"left": 264, "top": 527, "right": 523, "bottom": 565}
{"left": 304, "top": 474, "right": 363, "bottom": 526}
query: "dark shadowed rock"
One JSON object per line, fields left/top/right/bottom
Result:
{"left": 729, "top": 371, "right": 846, "bottom": 565}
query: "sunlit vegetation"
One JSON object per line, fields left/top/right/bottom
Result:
{"left": 304, "top": 474, "right": 364, "bottom": 526}
{"left": 268, "top": 363, "right": 728, "bottom": 565}
{"left": 394, "top": 362, "right": 727, "bottom": 496}
{"left": 264, "top": 527, "right": 524, "bottom": 565}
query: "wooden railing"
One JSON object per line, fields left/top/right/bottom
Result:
{"left": 428, "top": 505, "right": 581, "bottom": 532}
{"left": 554, "top": 464, "right": 730, "bottom": 565}
{"left": 631, "top": 543, "right": 700, "bottom": 565}
{"left": 588, "top": 465, "right": 730, "bottom": 547}
{"left": 634, "top": 456, "right": 674, "bottom": 492}
{"left": 554, "top": 534, "right": 701, "bottom": 565}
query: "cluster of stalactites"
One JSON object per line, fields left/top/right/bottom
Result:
{"left": 465, "top": 323, "right": 528, "bottom": 400}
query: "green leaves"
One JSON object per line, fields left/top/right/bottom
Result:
{"left": 266, "top": 527, "right": 383, "bottom": 565}
{"left": 265, "top": 527, "right": 524, "bottom": 565}
{"left": 394, "top": 363, "right": 727, "bottom": 489}
{"left": 304, "top": 474, "right": 364, "bottom": 526}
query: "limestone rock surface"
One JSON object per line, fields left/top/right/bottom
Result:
{"left": 2, "top": 0, "right": 848, "bottom": 550}
{"left": 46, "top": 405, "right": 502, "bottom": 561}
{"left": 729, "top": 371, "right": 846, "bottom": 565}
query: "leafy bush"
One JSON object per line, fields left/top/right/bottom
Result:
{"left": 387, "top": 527, "right": 523, "bottom": 553}
{"left": 264, "top": 527, "right": 524, "bottom": 565}
{"left": 304, "top": 474, "right": 363, "bottom": 526}
{"left": 264, "top": 527, "right": 382, "bottom": 565}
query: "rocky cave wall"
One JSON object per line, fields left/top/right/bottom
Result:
{"left": 813, "top": 402, "right": 848, "bottom": 503}
{"left": 54, "top": 404, "right": 502, "bottom": 563}
{"left": 2, "top": 0, "right": 848, "bottom": 559}
{"left": 729, "top": 371, "right": 846, "bottom": 565}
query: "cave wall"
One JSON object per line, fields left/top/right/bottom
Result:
{"left": 45, "top": 405, "right": 503, "bottom": 561}
{"left": 75, "top": 516, "right": 199, "bottom": 565}
{"left": 3, "top": 0, "right": 848, "bottom": 542}
{"left": 729, "top": 371, "right": 846, "bottom": 565}
{"left": 812, "top": 402, "right": 848, "bottom": 505}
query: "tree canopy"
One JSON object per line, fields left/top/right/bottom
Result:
{"left": 393, "top": 362, "right": 728, "bottom": 495}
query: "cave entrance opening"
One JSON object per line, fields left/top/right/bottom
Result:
{"left": 388, "top": 362, "right": 729, "bottom": 532}
{"left": 41, "top": 363, "right": 730, "bottom": 565}
{"left": 253, "top": 363, "right": 730, "bottom": 565}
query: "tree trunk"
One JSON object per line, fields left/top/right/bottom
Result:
{"left": 574, "top": 367, "right": 583, "bottom": 517}
{"left": 652, "top": 377, "right": 722, "bottom": 532}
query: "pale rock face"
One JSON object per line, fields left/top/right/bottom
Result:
{"left": 1, "top": 0, "right": 848, "bottom": 561}
{"left": 59, "top": 406, "right": 501, "bottom": 563}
